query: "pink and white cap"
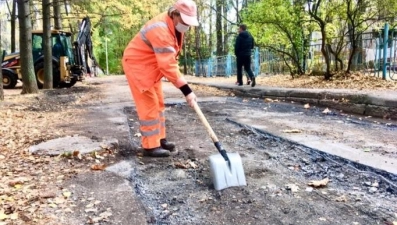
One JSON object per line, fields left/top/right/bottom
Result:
{"left": 174, "top": 0, "right": 199, "bottom": 26}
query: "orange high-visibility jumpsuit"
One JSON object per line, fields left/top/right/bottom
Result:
{"left": 122, "top": 12, "right": 188, "bottom": 149}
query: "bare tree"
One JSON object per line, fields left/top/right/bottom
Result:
{"left": 43, "top": 0, "right": 53, "bottom": 89}
{"left": 6, "top": 0, "right": 17, "bottom": 52}
{"left": 307, "top": 0, "right": 332, "bottom": 79}
{"left": 215, "top": 0, "right": 222, "bottom": 55}
{"left": 17, "top": 0, "right": 39, "bottom": 94}
{"left": 223, "top": 0, "right": 228, "bottom": 53}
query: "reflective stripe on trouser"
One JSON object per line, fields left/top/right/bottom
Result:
{"left": 126, "top": 77, "right": 166, "bottom": 149}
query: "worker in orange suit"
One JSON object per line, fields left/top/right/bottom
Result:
{"left": 122, "top": 0, "right": 199, "bottom": 157}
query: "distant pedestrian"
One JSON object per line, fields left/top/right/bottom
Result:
{"left": 234, "top": 24, "right": 255, "bottom": 87}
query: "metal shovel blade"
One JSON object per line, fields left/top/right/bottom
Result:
{"left": 209, "top": 152, "right": 247, "bottom": 191}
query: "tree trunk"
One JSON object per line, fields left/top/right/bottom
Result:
{"left": 347, "top": 33, "right": 358, "bottom": 73}
{"left": 11, "top": 0, "right": 17, "bottom": 52}
{"left": 17, "top": 0, "right": 39, "bottom": 94}
{"left": 209, "top": 0, "right": 213, "bottom": 55}
{"left": 53, "top": 0, "right": 62, "bottom": 30}
{"left": 222, "top": 0, "right": 228, "bottom": 54}
{"left": 43, "top": 0, "right": 53, "bottom": 89}
{"left": 320, "top": 27, "right": 332, "bottom": 79}
{"left": 215, "top": 0, "right": 222, "bottom": 55}
{"left": 0, "top": 21, "right": 4, "bottom": 101}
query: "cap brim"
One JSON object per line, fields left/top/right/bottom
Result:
{"left": 181, "top": 13, "right": 199, "bottom": 26}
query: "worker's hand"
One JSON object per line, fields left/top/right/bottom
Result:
{"left": 185, "top": 92, "right": 197, "bottom": 108}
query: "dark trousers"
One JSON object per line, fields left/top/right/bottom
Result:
{"left": 237, "top": 55, "right": 255, "bottom": 85}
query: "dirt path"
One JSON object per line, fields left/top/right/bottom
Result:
{"left": 1, "top": 75, "right": 396, "bottom": 225}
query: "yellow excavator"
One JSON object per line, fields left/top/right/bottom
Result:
{"left": 1, "top": 17, "right": 97, "bottom": 89}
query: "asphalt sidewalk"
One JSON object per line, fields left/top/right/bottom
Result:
{"left": 187, "top": 76, "right": 397, "bottom": 120}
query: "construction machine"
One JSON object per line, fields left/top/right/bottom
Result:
{"left": 1, "top": 17, "right": 96, "bottom": 89}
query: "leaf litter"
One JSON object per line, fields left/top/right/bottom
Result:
{"left": 0, "top": 85, "right": 115, "bottom": 224}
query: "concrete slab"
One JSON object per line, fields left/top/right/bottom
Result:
{"left": 233, "top": 118, "right": 397, "bottom": 175}
{"left": 29, "top": 135, "right": 119, "bottom": 156}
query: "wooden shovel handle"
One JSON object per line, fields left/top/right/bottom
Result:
{"left": 192, "top": 101, "right": 219, "bottom": 143}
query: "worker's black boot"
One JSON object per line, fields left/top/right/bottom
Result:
{"left": 160, "top": 139, "right": 176, "bottom": 152}
{"left": 143, "top": 147, "right": 170, "bottom": 157}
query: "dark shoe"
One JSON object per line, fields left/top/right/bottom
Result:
{"left": 247, "top": 80, "right": 251, "bottom": 85}
{"left": 251, "top": 77, "right": 256, "bottom": 87}
{"left": 160, "top": 139, "right": 176, "bottom": 152}
{"left": 143, "top": 147, "right": 170, "bottom": 157}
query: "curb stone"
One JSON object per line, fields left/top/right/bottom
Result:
{"left": 190, "top": 82, "right": 397, "bottom": 120}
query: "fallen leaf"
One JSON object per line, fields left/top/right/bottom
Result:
{"left": 99, "top": 211, "right": 112, "bottom": 218}
{"left": 40, "top": 191, "right": 57, "bottom": 199}
{"left": 85, "top": 208, "right": 98, "bottom": 213}
{"left": 174, "top": 162, "right": 188, "bottom": 169}
{"left": 264, "top": 98, "right": 274, "bottom": 103}
{"left": 8, "top": 180, "right": 24, "bottom": 187}
{"left": 199, "top": 198, "right": 207, "bottom": 203}
{"left": 9, "top": 213, "right": 18, "bottom": 220}
{"left": 48, "top": 203, "right": 57, "bottom": 208}
{"left": 91, "top": 164, "right": 106, "bottom": 171}
{"left": 282, "top": 129, "right": 302, "bottom": 133}
{"left": 0, "top": 211, "right": 8, "bottom": 221}
{"left": 63, "top": 191, "right": 72, "bottom": 198}
{"left": 189, "top": 161, "right": 198, "bottom": 169}
{"left": 72, "top": 150, "right": 80, "bottom": 157}
{"left": 308, "top": 178, "right": 329, "bottom": 188}
{"left": 322, "top": 108, "right": 331, "bottom": 114}
{"left": 61, "top": 151, "right": 73, "bottom": 158}
{"left": 304, "top": 103, "right": 310, "bottom": 109}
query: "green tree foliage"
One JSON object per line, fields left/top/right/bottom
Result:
{"left": 243, "top": 0, "right": 312, "bottom": 76}
{"left": 68, "top": 0, "right": 176, "bottom": 74}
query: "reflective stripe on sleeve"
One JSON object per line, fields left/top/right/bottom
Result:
{"left": 161, "top": 122, "right": 165, "bottom": 127}
{"left": 159, "top": 111, "right": 164, "bottom": 117}
{"left": 153, "top": 47, "right": 176, "bottom": 54}
{"left": 140, "top": 22, "right": 168, "bottom": 48}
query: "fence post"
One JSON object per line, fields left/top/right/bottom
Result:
{"left": 254, "top": 47, "right": 259, "bottom": 76}
{"left": 208, "top": 58, "right": 212, "bottom": 77}
{"left": 194, "top": 60, "right": 198, "bottom": 76}
{"left": 383, "top": 23, "right": 389, "bottom": 80}
{"left": 226, "top": 54, "right": 231, "bottom": 77}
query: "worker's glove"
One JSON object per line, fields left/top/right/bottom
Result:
{"left": 185, "top": 92, "right": 197, "bottom": 108}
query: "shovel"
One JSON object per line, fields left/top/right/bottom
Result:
{"left": 192, "top": 101, "right": 247, "bottom": 191}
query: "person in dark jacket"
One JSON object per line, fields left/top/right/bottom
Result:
{"left": 234, "top": 24, "right": 255, "bottom": 87}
